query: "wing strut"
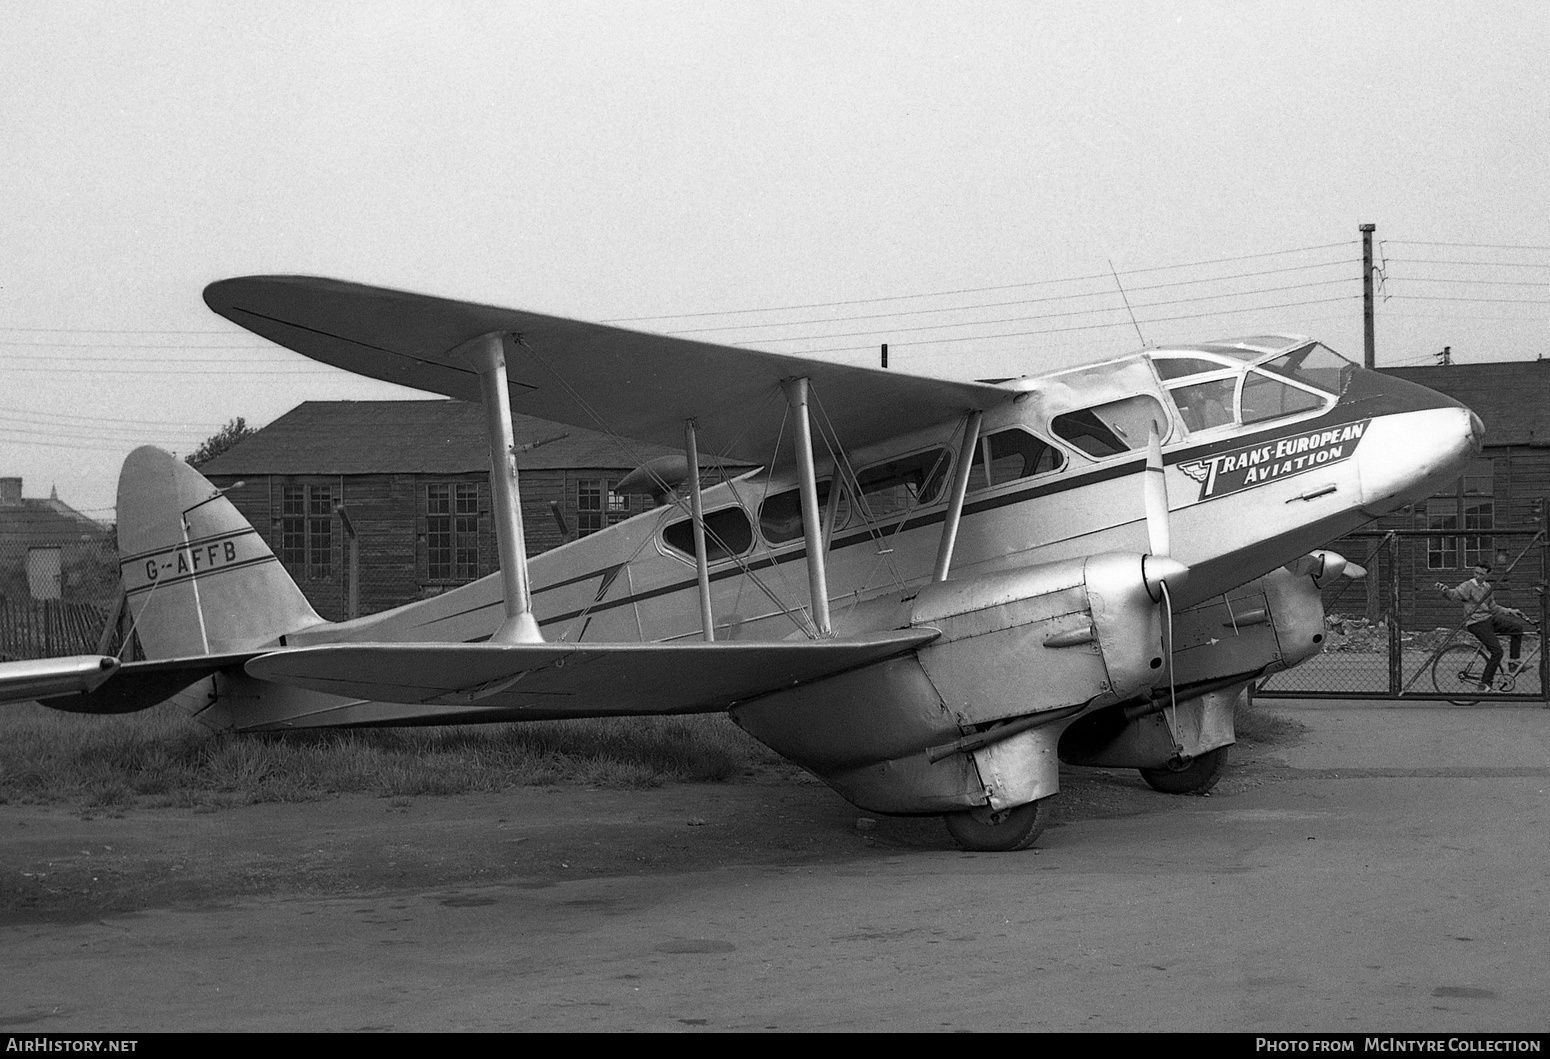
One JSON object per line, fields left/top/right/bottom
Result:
{"left": 682, "top": 418, "right": 715, "bottom": 642}
{"left": 782, "top": 377, "right": 831, "bottom": 637}
{"left": 462, "top": 332, "right": 543, "bottom": 644}
{"left": 932, "top": 411, "right": 983, "bottom": 582}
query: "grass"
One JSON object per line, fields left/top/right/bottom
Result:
{"left": 0, "top": 701, "right": 785, "bottom": 811}
{"left": 1, "top": 690, "right": 1304, "bottom": 814}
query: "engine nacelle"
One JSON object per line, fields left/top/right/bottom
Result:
{"left": 1059, "top": 558, "right": 1338, "bottom": 771}
{"left": 731, "top": 552, "right": 1176, "bottom": 814}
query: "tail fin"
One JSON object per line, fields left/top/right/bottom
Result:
{"left": 117, "top": 447, "right": 323, "bottom": 658}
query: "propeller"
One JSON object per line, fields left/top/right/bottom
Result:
{"left": 1140, "top": 421, "right": 1188, "bottom": 747}
{"left": 1141, "top": 421, "right": 1188, "bottom": 602}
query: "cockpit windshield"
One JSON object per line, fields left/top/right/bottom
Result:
{"left": 1148, "top": 342, "right": 1352, "bottom": 435}
{"left": 1256, "top": 343, "right": 1354, "bottom": 396}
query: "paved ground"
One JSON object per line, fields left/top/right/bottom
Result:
{"left": 3, "top": 700, "right": 1548, "bottom": 1032}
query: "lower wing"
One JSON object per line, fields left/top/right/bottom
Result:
{"left": 243, "top": 630, "right": 940, "bottom": 717}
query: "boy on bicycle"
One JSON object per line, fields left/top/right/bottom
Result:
{"left": 1436, "top": 563, "right": 1529, "bottom": 691}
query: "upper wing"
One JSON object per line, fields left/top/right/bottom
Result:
{"left": 204, "top": 276, "right": 1013, "bottom": 464}
{"left": 242, "top": 630, "right": 939, "bottom": 723}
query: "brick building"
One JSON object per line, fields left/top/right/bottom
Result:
{"left": 200, "top": 401, "right": 708, "bottom": 621}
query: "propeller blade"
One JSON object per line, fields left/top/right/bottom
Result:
{"left": 1144, "top": 421, "right": 1170, "bottom": 558}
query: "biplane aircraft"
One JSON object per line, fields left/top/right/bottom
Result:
{"left": 1, "top": 277, "right": 1482, "bottom": 850}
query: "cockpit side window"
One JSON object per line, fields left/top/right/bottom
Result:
{"left": 1239, "top": 370, "right": 1328, "bottom": 425}
{"left": 1051, "top": 395, "right": 1169, "bottom": 458}
{"left": 968, "top": 428, "right": 1063, "bottom": 490}
{"left": 1171, "top": 379, "right": 1238, "bottom": 433}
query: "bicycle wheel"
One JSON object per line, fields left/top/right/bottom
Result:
{"left": 1431, "top": 644, "right": 1490, "bottom": 704}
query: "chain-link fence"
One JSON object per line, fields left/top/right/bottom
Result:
{"left": 1259, "top": 529, "right": 1548, "bottom": 701}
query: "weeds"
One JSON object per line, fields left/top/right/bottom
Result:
{"left": 0, "top": 702, "right": 783, "bottom": 810}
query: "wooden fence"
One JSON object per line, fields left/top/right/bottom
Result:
{"left": 0, "top": 599, "right": 113, "bottom": 661}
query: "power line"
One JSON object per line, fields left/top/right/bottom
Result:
{"left": 0, "top": 326, "right": 249, "bottom": 335}
{"left": 1, "top": 364, "right": 338, "bottom": 376}
{"left": 0, "top": 340, "right": 275, "bottom": 350}
{"left": 1384, "top": 258, "right": 1550, "bottom": 270}
{"left": 0, "top": 402, "right": 230, "bottom": 429}
{"left": 1392, "top": 277, "right": 1550, "bottom": 288}
{"left": 1384, "top": 240, "right": 1550, "bottom": 252}
{"left": 604, "top": 240, "right": 1356, "bottom": 322}
{"left": 800, "top": 294, "right": 1359, "bottom": 357}
{"left": 732, "top": 280, "right": 1353, "bottom": 346}
{"left": 655, "top": 259, "right": 1356, "bottom": 335}
{"left": 1387, "top": 295, "right": 1550, "bottom": 306}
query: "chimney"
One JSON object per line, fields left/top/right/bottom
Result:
{"left": 0, "top": 478, "right": 22, "bottom": 507}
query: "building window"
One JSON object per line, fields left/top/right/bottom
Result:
{"left": 281, "top": 484, "right": 333, "bottom": 580}
{"left": 577, "top": 478, "right": 629, "bottom": 537}
{"left": 427, "top": 482, "right": 479, "bottom": 582}
{"left": 1422, "top": 459, "right": 1494, "bottom": 570}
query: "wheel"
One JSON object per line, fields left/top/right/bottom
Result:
{"left": 1431, "top": 643, "right": 1490, "bottom": 704}
{"left": 943, "top": 799, "right": 1045, "bottom": 852}
{"left": 1140, "top": 745, "right": 1228, "bottom": 795}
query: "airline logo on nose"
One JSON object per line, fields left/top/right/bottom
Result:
{"left": 1179, "top": 419, "right": 1369, "bottom": 500}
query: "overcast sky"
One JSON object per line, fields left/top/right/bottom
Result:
{"left": 5, "top": 0, "right": 1549, "bottom": 516}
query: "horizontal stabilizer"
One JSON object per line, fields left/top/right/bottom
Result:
{"left": 0, "top": 655, "right": 119, "bottom": 706}
{"left": 243, "top": 630, "right": 940, "bottom": 716}
{"left": 35, "top": 652, "right": 265, "bottom": 715}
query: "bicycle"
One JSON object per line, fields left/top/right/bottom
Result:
{"left": 1430, "top": 625, "right": 1542, "bottom": 704}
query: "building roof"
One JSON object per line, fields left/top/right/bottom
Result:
{"left": 0, "top": 484, "right": 111, "bottom": 548}
{"left": 199, "top": 400, "right": 695, "bottom": 476}
{"left": 1384, "top": 362, "right": 1550, "bottom": 448}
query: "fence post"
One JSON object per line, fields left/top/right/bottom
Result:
{"left": 1541, "top": 526, "right": 1549, "bottom": 709}
{"left": 1388, "top": 533, "right": 1403, "bottom": 695}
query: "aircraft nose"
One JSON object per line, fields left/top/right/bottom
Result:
{"left": 1357, "top": 405, "right": 1477, "bottom": 513}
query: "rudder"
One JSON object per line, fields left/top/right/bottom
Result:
{"left": 117, "top": 447, "right": 323, "bottom": 658}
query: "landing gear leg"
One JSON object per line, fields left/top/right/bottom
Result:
{"left": 943, "top": 799, "right": 1046, "bottom": 852}
{"left": 1139, "top": 745, "right": 1228, "bottom": 795}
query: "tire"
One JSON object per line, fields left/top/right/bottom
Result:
{"left": 1139, "top": 745, "right": 1228, "bottom": 795}
{"left": 943, "top": 799, "right": 1045, "bottom": 852}
{"left": 1431, "top": 643, "right": 1490, "bottom": 704}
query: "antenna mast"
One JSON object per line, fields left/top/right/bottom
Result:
{"left": 1109, "top": 260, "right": 1147, "bottom": 347}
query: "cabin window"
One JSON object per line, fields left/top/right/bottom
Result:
{"left": 1051, "top": 396, "right": 1169, "bottom": 457}
{"left": 852, "top": 448, "right": 951, "bottom": 522}
{"left": 577, "top": 478, "right": 630, "bottom": 537}
{"left": 663, "top": 506, "right": 755, "bottom": 562}
{"left": 426, "top": 482, "right": 480, "bottom": 582}
{"left": 759, "top": 479, "right": 845, "bottom": 544}
{"left": 968, "top": 428, "right": 1063, "bottom": 490}
{"left": 281, "top": 483, "right": 333, "bottom": 581}
{"left": 1239, "top": 371, "right": 1327, "bottom": 425}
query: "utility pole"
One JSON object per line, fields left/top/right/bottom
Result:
{"left": 1361, "top": 222, "right": 1380, "bottom": 623}
{"left": 1360, "top": 223, "right": 1376, "bottom": 369}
